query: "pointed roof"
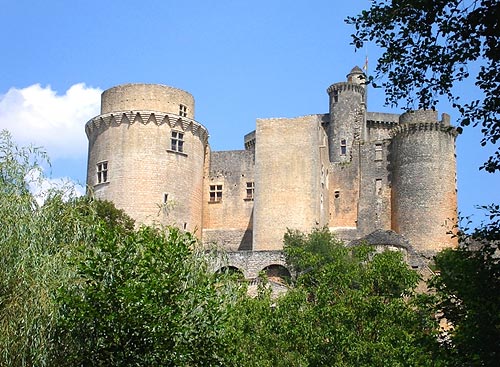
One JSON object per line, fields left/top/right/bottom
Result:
{"left": 349, "top": 65, "right": 364, "bottom": 74}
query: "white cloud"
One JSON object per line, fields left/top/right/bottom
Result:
{"left": 27, "top": 168, "right": 86, "bottom": 206}
{"left": 0, "top": 83, "right": 101, "bottom": 159}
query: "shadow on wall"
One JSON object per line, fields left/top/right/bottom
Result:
{"left": 238, "top": 209, "right": 253, "bottom": 251}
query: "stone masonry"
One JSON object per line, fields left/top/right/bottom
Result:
{"left": 85, "top": 67, "right": 458, "bottom": 278}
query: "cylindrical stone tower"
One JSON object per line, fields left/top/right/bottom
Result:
{"left": 326, "top": 66, "right": 366, "bottom": 163}
{"left": 85, "top": 84, "right": 208, "bottom": 234}
{"left": 390, "top": 110, "right": 458, "bottom": 256}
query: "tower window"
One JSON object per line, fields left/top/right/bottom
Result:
{"left": 375, "top": 179, "right": 382, "bottom": 195}
{"left": 334, "top": 190, "right": 340, "bottom": 199}
{"left": 179, "top": 104, "right": 187, "bottom": 117}
{"left": 171, "top": 131, "right": 184, "bottom": 153}
{"left": 375, "top": 144, "right": 383, "bottom": 161}
{"left": 163, "top": 193, "right": 169, "bottom": 204}
{"left": 96, "top": 161, "right": 108, "bottom": 184}
{"left": 209, "top": 184, "right": 223, "bottom": 202}
{"left": 245, "top": 181, "right": 255, "bottom": 200}
{"left": 340, "top": 139, "right": 347, "bottom": 156}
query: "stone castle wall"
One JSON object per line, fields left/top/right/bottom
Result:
{"left": 86, "top": 84, "right": 207, "bottom": 233}
{"left": 253, "top": 115, "right": 325, "bottom": 251}
{"left": 203, "top": 149, "right": 255, "bottom": 250}
{"left": 101, "top": 84, "right": 195, "bottom": 118}
{"left": 390, "top": 110, "right": 458, "bottom": 256}
{"left": 86, "top": 69, "right": 459, "bottom": 263}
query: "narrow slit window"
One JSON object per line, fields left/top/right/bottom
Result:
{"left": 171, "top": 131, "right": 184, "bottom": 153}
{"left": 163, "top": 193, "right": 169, "bottom": 204}
{"left": 375, "top": 179, "right": 382, "bottom": 195}
{"left": 96, "top": 161, "right": 108, "bottom": 184}
{"left": 375, "top": 143, "right": 383, "bottom": 161}
{"left": 340, "top": 139, "right": 347, "bottom": 156}
{"left": 209, "top": 184, "right": 223, "bottom": 202}
{"left": 246, "top": 181, "right": 255, "bottom": 200}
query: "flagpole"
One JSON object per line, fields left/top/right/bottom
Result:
{"left": 363, "top": 50, "right": 368, "bottom": 108}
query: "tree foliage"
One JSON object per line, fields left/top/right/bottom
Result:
{"left": 225, "top": 228, "right": 443, "bottom": 366}
{"left": 53, "top": 226, "right": 235, "bottom": 367}
{"left": 0, "top": 130, "right": 99, "bottom": 366}
{"left": 429, "top": 208, "right": 500, "bottom": 366}
{"left": 1, "top": 129, "right": 238, "bottom": 366}
{"left": 347, "top": 0, "right": 500, "bottom": 172}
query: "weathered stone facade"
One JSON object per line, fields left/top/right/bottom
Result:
{"left": 85, "top": 67, "right": 458, "bottom": 278}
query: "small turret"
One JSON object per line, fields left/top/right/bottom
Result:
{"left": 326, "top": 66, "right": 366, "bottom": 163}
{"left": 346, "top": 66, "right": 365, "bottom": 85}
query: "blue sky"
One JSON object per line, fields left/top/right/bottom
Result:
{"left": 0, "top": 0, "right": 498, "bottom": 226}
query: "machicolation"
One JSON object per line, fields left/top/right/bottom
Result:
{"left": 85, "top": 67, "right": 458, "bottom": 278}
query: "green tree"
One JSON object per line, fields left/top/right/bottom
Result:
{"left": 429, "top": 209, "right": 500, "bottom": 367}
{"left": 347, "top": 0, "right": 500, "bottom": 172}
{"left": 0, "top": 130, "right": 99, "bottom": 366}
{"left": 53, "top": 225, "right": 237, "bottom": 366}
{"left": 225, "top": 228, "right": 443, "bottom": 366}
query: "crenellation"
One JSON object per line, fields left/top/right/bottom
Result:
{"left": 86, "top": 67, "right": 459, "bottom": 276}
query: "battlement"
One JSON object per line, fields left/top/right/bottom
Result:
{"left": 85, "top": 67, "right": 458, "bottom": 266}
{"left": 326, "top": 82, "right": 365, "bottom": 98}
{"left": 85, "top": 111, "right": 209, "bottom": 145}
{"left": 389, "top": 110, "right": 457, "bottom": 137}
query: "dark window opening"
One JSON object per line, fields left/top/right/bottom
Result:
{"left": 96, "top": 161, "right": 108, "bottom": 184}
{"left": 334, "top": 190, "right": 340, "bottom": 199}
{"left": 179, "top": 104, "right": 187, "bottom": 117}
{"left": 171, "top": 131, "right": 184, "bottom": 153}
{"left": 209, "top": 184, "right": 223, "bottom": 202}
{"left": 340, "top": 139, "right": 347, "bottom": 156}
{"left": 246, "top": 181, "right": 254, "bottom": 200}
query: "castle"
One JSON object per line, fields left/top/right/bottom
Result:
{"left": 85, "top": 66, "right": 458, "bottom": 278}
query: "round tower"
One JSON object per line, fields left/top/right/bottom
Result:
{"left": 390, "top": 110, "right": 458, "bottom": 256}
{"left": 85, "top": 84, "right": 208, "bottom": 234}
{"left": 326, "top": 66, "right": 366, "bottom": 163}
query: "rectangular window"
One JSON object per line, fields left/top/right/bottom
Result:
{"left": 171, "top": 131, "right": 184, "bottom": 153}
{"left": 209, "top": 184, "right": 223, "bottom": 202}
{"left": 96, "top": 161, "right": 108, "bottom": 184}
{"left": 375, "top": 179, "right": 382, "bottom": 195}
{"left": 340, "top": 139, "right": 347, "bottom": 156}
{"left": 333, "top": 90, "right": 339, "bottom": 103}
{"left": 375, "top": 143, "right": 383, "bottom": 161}
{"left": 179, "top": 104, "right": 187, "bottom": 117}
{"left": 245, "top": 181, "right": 255, "bottom": 200}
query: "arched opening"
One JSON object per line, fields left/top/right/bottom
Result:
{"left": 261, "top": 264, "right": 291, "bottom": 284}
{"left": 216, "top": 266, "right": 245, "bottom": 280}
